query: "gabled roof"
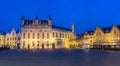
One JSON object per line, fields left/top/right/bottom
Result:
{"left": 86, "top": 30, "right": 94, "bottom": 35}
{"left": 102, "top": 26, "right": 112, "bottom": 33}
{"left": 52, "top": 25, "right": 71, "bottom": 31}
{"left": 77, "top": 33, "right": 84, "bottom": 40}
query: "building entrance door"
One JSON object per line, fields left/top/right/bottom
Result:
{"left": 52, "top": 43, "right": 55, "bottom": 49}
{"left": 28, "top": 44, "right": 30, "bottom": 49}
{"left": 42, "top": 44, "right": 44, "bottom": 49}
{"left": 17, "top": 43, "right": 20, "bottom": 49}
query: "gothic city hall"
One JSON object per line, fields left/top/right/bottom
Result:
{"left": 0, "top": 15, "right": 75, "bottom": 49}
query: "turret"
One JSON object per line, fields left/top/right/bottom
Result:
{"left": 35, "top": 14, "right": 39, "bottom": 25}
{"left": 47, "top": 14, "right": 52, "bottom": 26}
{"left": 71, "top": 23, "right": 74, "bottom": 33}
{"left": 21, "top": 14, "right": 25, "bottom": 26}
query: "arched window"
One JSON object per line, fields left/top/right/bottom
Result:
{"left": 23, "top": 33, "right": 25, "bottom": 39}
{"left": 37, "top": 33, "right": 39, "bottom": 39}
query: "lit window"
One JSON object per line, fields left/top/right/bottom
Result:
{"left": 33, "top": 33, "right": 35, "bottom": 39}
{"left": 23, "top": 33, "right": 25, "bottom": 39}
{"left": 56, "top": 33, "right": 58, "bottom": 38}
{"left": 47, "top": 33, "right": 49, "bottom": 39}
{"left": 62, "top": 33, "right": 64, "bottom": 38}
{"left": 42, "top": 33, "right": 44, "bottom": 39}
{"left": 37, "top": 33, "right": 39, "bottom": 39}
{"left": 60, "top": 33, "right": 61, "bottom": 38}
{"left": 28, "top": 33, "right": 30, "bottom": 39}
{"left": 53, "top": 32, "right": 54, "bottom": 38}
{"left": 33, "top": 43, "right": 34, "bottom": 46}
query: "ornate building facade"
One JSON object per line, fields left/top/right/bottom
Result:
{"left": 20, "top": 15, "right": 74, "bottom": 49}
{"left": 0, "top": 32, "right": 5, "bottom": 47}
{"left": 4, "top": 29, "right": 21, "bottom": 49}
{"left": 78, "top": 24, "right": 120, "bottom": 46}
{"left": 0, "top": 15, "right": 75, "bottom": 49}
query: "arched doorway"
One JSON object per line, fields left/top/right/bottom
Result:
{"left": 17, "top": 43, "right": 20, "bottom": 49}
{"left": 52, "top": 43, "right": 55, "bottom": 49}
{"left": 47, "top": 44, "right": 49, "bottom": 49}
{"left": 37, "top": 44, "right": 39, "bottom": 49}
{"left": 42, "top": 44, "right": 44, "bottom": 49}
{"left": 28, "top": 44, "right": 30, "bottom": 49}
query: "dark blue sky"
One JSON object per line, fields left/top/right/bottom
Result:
{"left": 0, "top": 0, "right": 120, "bottom": 34}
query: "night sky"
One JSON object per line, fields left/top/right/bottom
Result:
{"left": 0, "top": 0, "right": 120, "bottom": 34}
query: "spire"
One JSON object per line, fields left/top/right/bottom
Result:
{"left": 35, "top": 13, "right": 38, "bottom": 19}
{"left": 71, "top": 23, "right": 74, "bottom": 33}
{"left": 47, "top": 13, "right": 52, "bottom": 21}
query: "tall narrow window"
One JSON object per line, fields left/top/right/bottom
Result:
{"left": 42, "top": 33, "right": 44, "bottom": 39}
{"left": 53, "top": 32, "right": 54, "bottom": 38}
{"left": 56, "top": 33, "right": 58, "bottom": 38}
{"left": 63, "top": 33, "right": 65, "bottom": 38}
{"left": 7, "top": 38, "right": 9, "bottom": 41}
{"left": 28, "top": 33, "right": 30, "bottom": 39}
{"left": 18, "top": 37, "right": 20, "bottom": 40}
{"left": 33, "top": 33, "right": 35, "bottom": 39}
{"left": 32, "top": 41, "right": 34, "bottom": 46}
{"left": 23, "top": 33, "right": 25, "bottom": 39}
{"left": 37, "top": 33, "right": 39, "bottom": 39}
{"left": 47, "top": 33, "right": 49, "bottom": 39}
{"left": 60, "top": 33, "right": 61, "bottom": 38}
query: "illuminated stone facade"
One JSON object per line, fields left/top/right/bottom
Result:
{"left": 20, "top": 15, "right": 74, "bottom": 49}
{"left": 79, "top": 24, "right": 120, "bottom": 45}
{"left": 5, "top": 29, "right": 21, "bottom": 49}
{"left": 0, "top": 32, "right": 5, "bottom": 47}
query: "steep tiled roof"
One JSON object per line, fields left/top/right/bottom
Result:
{"left": 52, "top": 25, "right": 71, "bottom": 31}
{"left": 24, "top": 19, "right": 48, "bottom": 25}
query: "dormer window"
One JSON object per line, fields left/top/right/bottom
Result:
{"left": 12, "top": 32, "right": 14, "bottom": 36}
{"left": 114, "top": 30, "right": 116, "bottom": 34}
